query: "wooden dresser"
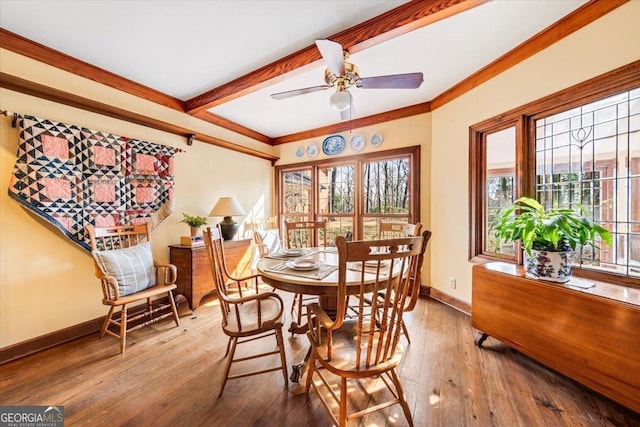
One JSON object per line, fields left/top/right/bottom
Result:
{"left": 169, "top": 238, "right": 252, "bottom": 309}
{"left": 472, "top": 262, "right": 640, "bottom": 412}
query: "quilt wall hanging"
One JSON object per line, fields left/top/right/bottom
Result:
{"left": 7, "top": 114, "right": 176, "bottom": 252}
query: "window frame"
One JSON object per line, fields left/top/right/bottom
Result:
{"left": 469, "top": 61, "right": 640, "bottom": 287}
{"left": 276, "top": 146, "right": 420, "bottom": 241}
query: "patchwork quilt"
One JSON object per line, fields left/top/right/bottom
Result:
{"left": 8, "top": 115, "right": 176, "bottom": 252}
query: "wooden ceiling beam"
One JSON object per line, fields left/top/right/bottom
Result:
{"left": 191, "top": 111, "right": 273, "bottom": 144}
{"left": 184, "top": 0, "right": 485, "bottom": 114}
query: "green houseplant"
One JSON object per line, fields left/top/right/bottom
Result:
{"left": 180, "top": 213, "right": 208, "bottom": 236}
{"left": 491, "top": 197, "right": 612, "bottom": 282}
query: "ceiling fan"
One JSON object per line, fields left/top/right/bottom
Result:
{"left": 270, "top": 39, "right": 424, "bottom": 120}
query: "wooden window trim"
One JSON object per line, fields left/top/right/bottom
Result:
{"left": 469, "top": 116, "right": 527, "bottom": 262}
{"left": 276, "top": 146, "right": 420, "bottom": 240}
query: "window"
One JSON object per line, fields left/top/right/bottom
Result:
{"left": 485, "top": 126, "right": 516, "bottom": 256}
{"left": 534, "top": 89, "right": 640, "bottom": 276}
{"left": 470, "top": 63, "right": 640, "bottom": 286}
{"left": 277, "top": 146, "right": 420, "bottom": 245}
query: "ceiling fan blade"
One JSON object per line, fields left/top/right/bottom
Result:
{"left": 271, "top": 85, "right": 331, "bottom": 100}
{"left": 315, "top": 39, "right": 345, "bottom": 76}
{"left": 357, "top": 72, "right": 424, "bottom": 89}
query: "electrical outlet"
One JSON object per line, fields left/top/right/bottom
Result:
{"left": 448, "top": 277, "right": 456, "bottom": 289}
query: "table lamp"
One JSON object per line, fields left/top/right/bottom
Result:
{"left": 209, "top": 197, "right": 246, "bottom": 240}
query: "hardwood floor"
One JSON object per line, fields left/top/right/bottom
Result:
{"left": 1, "top": 289, "right": 638, "bottom": 426}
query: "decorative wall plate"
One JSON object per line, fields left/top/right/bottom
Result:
{"left": 306, "top": 143, "right": 319, "bottom": 158}
{"left": 371, "top": 133, "right": 383, "bottom": 147}
{"left": 322, "top": 135, "right": 345, "bottom": 155}
{"left": 295, "top": 146, "right": 304, "bottom": 158}
{"left": 350, "top": 134, "right": 365, "bottom": 151}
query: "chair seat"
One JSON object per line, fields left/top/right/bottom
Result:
{"left": 312, "top": 318, "right": 404, "bottom": 377}
{"left": 103, "top": 283, "right": 177, "bottom": 306}
{"left": 223, "top": 294, "right": 285, "bottom": 336}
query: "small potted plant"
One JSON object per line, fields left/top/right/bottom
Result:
{"left": 180, "top": 213, "right": 208, "bottom": 237}
{"left": 490, "top": 197, "right": 612, "bottom": 282}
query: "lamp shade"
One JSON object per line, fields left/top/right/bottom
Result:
{"left": 330, "top": 90, "right": 351, "bottom": 112}
{"left": 209, "top": 197, "right": 246, "bottom": 217}
{"left": 208, "top": 197, "right": 246, "bottom": 240}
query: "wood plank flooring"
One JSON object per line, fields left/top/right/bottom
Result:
{"left": 1, "top": 289, "right": 639, "bottom": 426}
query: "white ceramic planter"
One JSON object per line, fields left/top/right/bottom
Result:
{"left": 524, "top": 249, "right": 572, "bottom": 282}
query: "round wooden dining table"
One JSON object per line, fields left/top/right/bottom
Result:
{"left": 256, "top": 247, "right": 384, "bottom": 382}
{"left": 257, "top": 248, "right": 382, "bottom": 316}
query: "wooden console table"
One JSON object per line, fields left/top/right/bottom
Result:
{"left": 472, "top": 262, "right": 640, "bottom": 412}
{"left": 169, "top": 238, "right": 252, "bottom": 309}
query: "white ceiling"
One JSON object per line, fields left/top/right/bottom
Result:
{"left": 0, "top": 0, "right": 587, "bottom": 139}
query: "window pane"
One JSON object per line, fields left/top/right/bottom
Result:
{"left": 363, "top": 158, "right": 410, "bottom": 214}
{"left": 535, "top": 89, "right": 639, "bottom": 276}
{"left": 282, "top": 170, "right": 311, "bottom": 214}
{"left": 318, "top": 216, "right": 353, "bottom": 247}
{"left": 318, "top": 165, "right": 354, "bottom": 215}
{"left": 485, "top": 127, "right": 516, "bottom": 255}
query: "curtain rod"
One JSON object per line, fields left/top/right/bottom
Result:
{"left": 0, "top": 109, "right": 187, "bottom": 153}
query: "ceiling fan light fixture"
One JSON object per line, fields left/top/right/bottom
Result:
{"left": 330, "top": 90, "right": 351, "bottom": 112}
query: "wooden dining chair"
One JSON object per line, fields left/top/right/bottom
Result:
{"left": 379, "top": 220, "right": 422, "bottom": 239}
{"left": 359, "top": 221, "right": 426, "bottom": 342}
{"left": 284, "top": 220, "right": 327, "bottom": 332}
{"left": 305, "top": 231, "right": 430, "bottom": 426}
{"left": 86, "top": 223, "right": 180, "bottom": 354}
{"left": 203, "top": 226, "right": 288, "bottom": 395}
{"left": 253, "top": 228, "right": 283, "bottom": 258}
{"left": 285, "top": 219, "right": 327, "bottom": 249}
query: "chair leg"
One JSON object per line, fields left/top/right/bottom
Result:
{"left": 100, "top": 306, "right": 114, "bottom": 338}
{"left": 304, "top": 351, "right": 317, "bottom": 396}
{"left": 297, "top": 294, "right": 303, "bottom": 326}
{"left": 168, "top": 291, "right": 180, "bottom": 327}
{"left": 339, "top": 377, "right": 348, "bottom": 427}
{"left": 390, "top": 369, "right": 414, "bottom": 427}
{"left": 275, "top": 328, "right": 289, "bottom": 389}
{"left": 224, "top": 337, "right": 232, "bottom": 358}
{"left": 290, "top": 294, "right": 300, "bottom": 337}
{"left": 401, "top": 319, "right": 411, "bottom": 343}
{"left": 219, "top": 336, "right": 237, "bottom": 396}
{"left": 290, "top": 294, "right": 298, "bottom": 319}
{"left": 119, "top": 305, "right": 128, "bottom": 354}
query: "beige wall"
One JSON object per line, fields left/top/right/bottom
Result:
{"left": 430, "top": 1, "right": 640, "bottom": 303}
{"left": 0, "top": 53, "right": 275, "bottom": 347}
